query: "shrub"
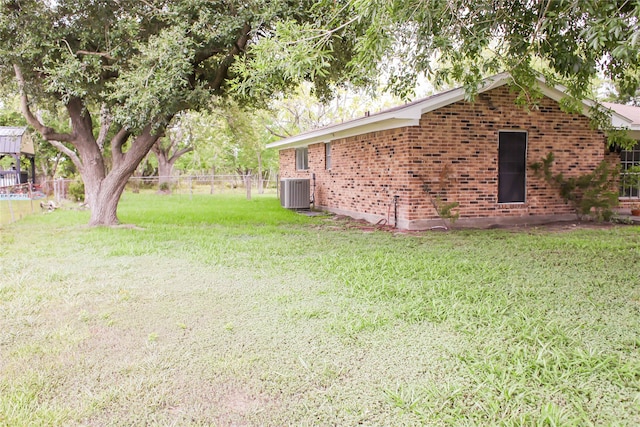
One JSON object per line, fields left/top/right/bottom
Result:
{"left": 158, "top": 182, "right": 171, "bottom": 194}
{"left": 530, "top": 152, "right": 619, "bottom": 221}
{"left": 68, "top": 180, "right": 85, "bottom": 202}
{"left": 423, "top": 164, "right": 460, "bottom": 227}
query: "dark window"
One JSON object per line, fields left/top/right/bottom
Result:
{"left": 498, "top": 131, "right": 527, "bottom": 203}
{"left": 325, "top": 143, "right": 331, "bottom": 170}
{"left": 295, "top": 147, "right": 308, "bottom": 170}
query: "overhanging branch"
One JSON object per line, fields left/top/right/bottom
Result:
{"left": 212, "top": 22, "right": 251, "bottom": 92}
{"left": 13, "top": 64, "right": 75, "bottom": 142}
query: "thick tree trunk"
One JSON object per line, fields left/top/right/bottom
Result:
{"left": 157, "top": 157, "right": 175, "bottom": 187}
{"left": 152, "top": 138, "right": 192, "bottom": 188}
{"left": 82, "top": 126, "right": 161, "bottom": 226}
{"left": 88, "top": 173, "right": 129, "bottom": 226}
{"left": 15, "top": 64, "right": 169, "bottom": 226}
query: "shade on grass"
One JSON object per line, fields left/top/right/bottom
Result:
{"left": 1, "top": 193, "right": 639, "bottom": 425}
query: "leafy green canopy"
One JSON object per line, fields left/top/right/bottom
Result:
{"left": 0, "top": 0, "right": 356, "bottom": 131}
{"left": 352, "top": 0, "right": 640, "bottom": 99}
{"left": 240, "top": 0, "right": 639, "bottom": 144}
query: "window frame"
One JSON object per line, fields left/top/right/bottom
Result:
{"left": 620, "top": 142, "right": 640, "bottom": 198}
{"left": 325, "top": 142, "right": 331, "bottom": 170}
{"left": 295, "top": 147, "right": 309, "bottom": 171}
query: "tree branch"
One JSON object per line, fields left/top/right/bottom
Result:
{"left": 265, "top": 125, "right": 291, "bottom": 139}
{"left": 66, "top": 97, "right": 94, "bottom": 137}
{"left": 96, "top": 104, "right": 112, "bottom": 152}
{"left": 13, "top": 64, "right": 75, "bottom": 142}
{"left": 121, "top": 123, "right": 165, "bottom": 172}
{"left": 47, "top": 139, "right": 83, "bottom": 171}
{"left": 168, "top": 146, "right": 193, "bottom": 164}
{"left": 211, "top": 22, "right": 251, "bottom": 92}
{"left": 76, "top": 50, "right": 115, "bottom": 61}
{"left": 111, "top": 127, "right": 131, "bottom": 167}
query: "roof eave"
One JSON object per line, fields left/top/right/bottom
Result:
{"left": 267, "top": 117, "right": 421, "bottom": 150}
{"left": 268, "top": 74, "right": 517, "bottom": 150}
{"left": 268, "top": 73, "right": 631, "bottom": 151}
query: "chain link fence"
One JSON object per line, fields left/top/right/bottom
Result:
{"left": 44, "top": 174, "right": 279, "bottom": 202}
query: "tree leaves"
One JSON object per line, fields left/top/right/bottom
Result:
{"left": 346, "top": 0, "right": 640, "bottom": 105}
{"left": 107, "top": 27, "right": 196, "bottom": 130}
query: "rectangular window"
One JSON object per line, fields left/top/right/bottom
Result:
{"left": 295, "top": 147, "right": 308, "bottom": 170}
{"left": 498, "top": 131, "right": 527, "bottom": 203}
{"left": 620, "top": 142, "right": 640, "bottom": 198}
{"left": 325, "top": 143, "right": 331, "bottom": 170}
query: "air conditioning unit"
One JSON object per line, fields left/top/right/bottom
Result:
{"left": 280, "top": 178, "right": 310, "bottom": 209}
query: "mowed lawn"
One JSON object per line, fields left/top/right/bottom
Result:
{"left": 1, "top": 193, "right": 639, "bottom": 426}
{"left": 0, "top": 199, "right": 37, "bottom": 226}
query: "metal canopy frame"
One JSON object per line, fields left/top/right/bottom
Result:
{"left": 0, "top": 126, "right": 36, "bottom": 187}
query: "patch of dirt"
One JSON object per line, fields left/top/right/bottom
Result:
{"left": 484, "top": 220, "right": 619, "bottom": 233}
{"left": 111, "top": 223, "right": 146, "bottom": 230}
{"left": 212, "top": 382, "right": 272, "bottom": 427}
{"left": 322, "top": 214, "right": 630, "bottom": 234}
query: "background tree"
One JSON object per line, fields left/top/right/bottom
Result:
{"left": 602, "top": 69, "right": 640, "bottom": 106}
{"left": 174, "top": 110, "right": 227, "bottom": 179}
{"left": 266, "top": 83, "right": 401, "bottom": 138}
{"left": 0, "top": 0, "right": 359, "bottom": 225}
{"left": 219, "top": 103, "right": 278, "bottom": 194}
{"left": 151, "top": 113, "right": 195, "bottom": 189}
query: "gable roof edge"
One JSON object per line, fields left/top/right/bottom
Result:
{"left": 266, "top": 73, "right": 625, "bottom": 150}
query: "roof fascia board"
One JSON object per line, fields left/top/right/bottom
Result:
{"left": 598, "top": 104, "right": 639, "bottom": 129}
{"left": 268, "top": 73, "right": 515, "bottom": 150}
{"left": 268, "top": 118, "right": 420, "bottom": 150}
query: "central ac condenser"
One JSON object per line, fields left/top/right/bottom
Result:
{"left": 280, "top": 178, "right": 310, "bottom": 209}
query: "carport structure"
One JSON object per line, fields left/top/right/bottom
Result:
{"left": 0, "top": 126, "right": 35, "bottom": 188}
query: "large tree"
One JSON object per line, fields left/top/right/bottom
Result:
{"left": 0, "top": 0, "right": 356, "bottom": 225}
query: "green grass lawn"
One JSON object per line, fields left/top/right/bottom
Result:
{"left": 0, "top": 199, "right": 36, "bottom": 226}
{"left": 1, "top": 193, "right": 639, "bottom": 426}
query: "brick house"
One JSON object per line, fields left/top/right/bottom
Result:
{"left": 268, "top": 73, "right": 640, "bottom": 229}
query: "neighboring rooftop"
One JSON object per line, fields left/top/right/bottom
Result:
{"left": 602, "top": 102, "right": 640, "bottom": 125}
{"left": 0, "top": 126, "right": 34, "bottom": 156}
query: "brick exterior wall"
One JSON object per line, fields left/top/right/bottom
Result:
{"left": 279, "top": 86, "right": 617, "bottom": 229}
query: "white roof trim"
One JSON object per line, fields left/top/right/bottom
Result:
{"left": 267, "top": 73, "right": 638, "bottom": 150}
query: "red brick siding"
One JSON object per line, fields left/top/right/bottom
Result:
{"left": 278, "top": 86, "right": 610, "bottom": 227}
